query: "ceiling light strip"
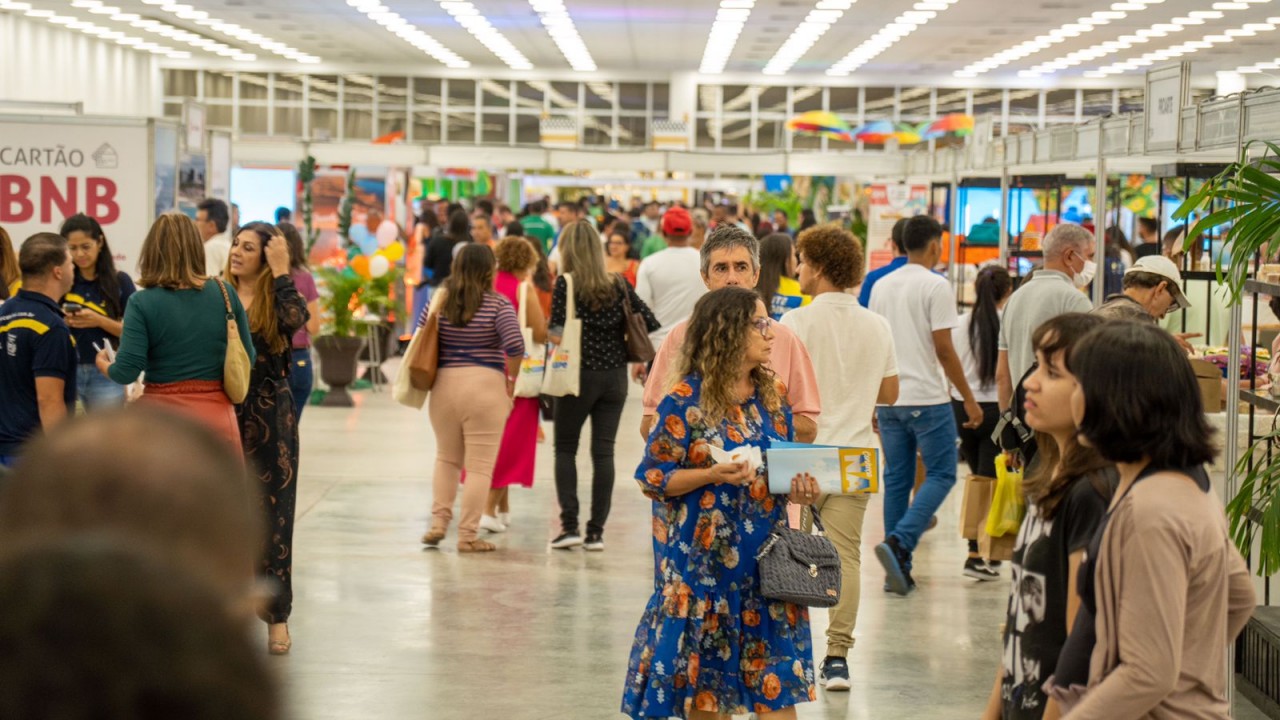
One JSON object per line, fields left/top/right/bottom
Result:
{"left": 827, "top": 0, "right": 960, "bottom": 77}
{"left": 134, "top": 0, "right": 319, "bottom": 63}
{"left": 439, "top": 1, "right": 532, "bottom": 70}
{"left": 700, "top": 0, "right": 755, "bottom": 75}
{"left": 1089, "top": 15, "right": 1279, "bottom": 76}
{"left": 530, "top": 0, "right": 596, "bottom": 71}
{"left": 1020, "top": 1, "right": 1268, "bottom": 77}
{"left": 346, "top": 0, "right": 468, "bottom": 68}
{"left": 955, "top": 0, "right": 1165, "bottom": 78}
{"left": 1, "top": 2, "right": 190, "bottom": 59}
{"left": 762, "top": 0, "right": 856, "bottom": 76}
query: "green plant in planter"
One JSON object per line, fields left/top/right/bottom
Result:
{"left": 315, "top": 267, "right": 364, "bottom": 338}
{"left": 1176, "top": 140, "right": 1280, "bottom": 574}
{"left": 361, "top": 267, "right": 405, "bottom": 322}
{"left": 337, "top": 169, "right": 356, "bottom": 244}
{"left": 746, "top": 187, "right": 804, "bottom": 229}
{"left": 298, "top": 156, "right": 318, "bottom": 253}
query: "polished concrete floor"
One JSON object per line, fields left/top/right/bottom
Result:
{"left": 280, "top": 368, "right": 1268, "bottom": 720}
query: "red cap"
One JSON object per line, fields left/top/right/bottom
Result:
{"left": 662, "top": 207, "right": 692, "bottom": 236}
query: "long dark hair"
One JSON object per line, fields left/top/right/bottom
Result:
{"left": 1023, "top": 313, "right": 1113, "bottom": 521}
{"left": 445, "top": 209, "right": 470, "bottom": 245}
{"left": 799, "top": 209, "right": 817, "bottom": 231}
{"left": 969, "top": 265, "right": 1012, "bottom": 388}
{"left": 276, "top": 222, "right": 308, "bottom": 271}
{"left": 755, "top": 233, "right": 794, "bottom": 309}
{"left": 59, "top": 214, "right": 124, "bottom": 319}
{"left": 442, "top": 244, "right": 496, "bottom": 327}
{"left": 524, "top": 236, "right": 553, "bottom": 294}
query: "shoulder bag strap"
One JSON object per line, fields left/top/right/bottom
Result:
{"left": 518, "top": 281, "right": 531, "bottom": 330}
{"left": 563, "top": 272, "right": 575, "bottom": 322}
{"left": 617, "top": 275, "right": 634, "bottom": 313}
{"left": 212, "top": 278, "right": 234, "bottom": 320}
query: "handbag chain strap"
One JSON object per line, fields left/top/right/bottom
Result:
{"left": 212, "top": 278, "right": 234, "bottom": 321}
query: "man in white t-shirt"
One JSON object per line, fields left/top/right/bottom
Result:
{"left": 869, "top": 215, "right": 982, "bottom": 596}
{"left": 634, "top": 207, "right": 704, "bottom": 349}
{"left": 781, "top": 224, "right": 898, "bottom": 691}
{"left": 195, "top": 198, "right": 231, "bottom": 278}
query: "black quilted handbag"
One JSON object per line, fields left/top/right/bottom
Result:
{"left": 756, "top": 505, "right": 842, "bottom": 608}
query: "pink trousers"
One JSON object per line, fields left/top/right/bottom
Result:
{"left": 428, "top": 366, "right": 512, "bottom": 542}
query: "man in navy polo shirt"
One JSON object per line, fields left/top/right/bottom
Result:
{"left": 0, "top": 232, "right": 77, "bottom": 467}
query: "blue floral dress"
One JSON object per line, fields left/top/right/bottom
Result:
{"left": 621, "top": 374, "right": 816, "bottom": 719}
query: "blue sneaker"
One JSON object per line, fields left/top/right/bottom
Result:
{"left": 820, "top": 656, "right": 851, "bottom": 691}
{"left": 875, "top": 536, "right": 913, "bottom": 596}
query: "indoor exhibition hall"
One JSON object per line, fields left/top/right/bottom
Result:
{"left": 4, "top": 0, "right": 1280, "bottom": 719}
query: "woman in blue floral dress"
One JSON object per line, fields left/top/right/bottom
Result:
{"left": 622, "top": 287, "right": 821, "bottom": 720}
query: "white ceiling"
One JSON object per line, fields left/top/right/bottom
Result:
{"left": 15, "top": 0, "right": 1280, "bottom": 85}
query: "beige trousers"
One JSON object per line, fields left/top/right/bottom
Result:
{"left": 816, "top": 493, "right": 870, "bottom": 659}
{"left": 428, "top": 366, "right": 512, "bottom": 543}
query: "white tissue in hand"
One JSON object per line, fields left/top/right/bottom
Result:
{"left": 708, "top": 445, "right": 762, "bottom": 472}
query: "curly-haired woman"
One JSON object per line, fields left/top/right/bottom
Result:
{"left": 622, "top": 287, "right": 820, "bottom": 720}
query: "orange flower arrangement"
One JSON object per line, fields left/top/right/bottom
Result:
{"left": 695, "top": 691, "right": 718, "bottom": 711}
{"left": 699, "top": 490, "right": 716, "bottom": 509}
{"left": 762, "top": 673, "right": 782, "bottom": 700}
{"left": 665, "top": 415, "right": 687, "bottom": 440}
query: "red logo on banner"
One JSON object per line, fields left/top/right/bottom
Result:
{"left": 0, "top": 176, "right": 119, "bottom": 225}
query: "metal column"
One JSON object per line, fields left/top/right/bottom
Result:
{"left": 1093, "top": 158, "right": 1107, "bottom": 307}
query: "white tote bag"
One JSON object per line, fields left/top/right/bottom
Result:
{"left": 514, "top": 281, "right": 547, "bottom": 398}
{"left": 540, "top": 272, "right": 581, "bottom": 397}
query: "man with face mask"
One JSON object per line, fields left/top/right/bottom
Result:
{"left": 996, "top": 223, "right": 1096, "bottom": 413}
{"left": 1094, "top": 255, "right": 1197, "bottom": 352}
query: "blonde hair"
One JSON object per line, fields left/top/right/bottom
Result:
{"left": 227, "top": 222, "right": 287, "bottom": 355}
{"left": 557, "top": 220, "right": 617, "bottom": 310}
{"left": 137, "top": 213, "right": 208, "bottom": 290}
{"left": 0, "top": 225, "right": 17, "bottom": 298}
{"left": 676, "top": 287, "right": 780, "bottom": 425}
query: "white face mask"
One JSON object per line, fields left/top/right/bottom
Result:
{"left": 1073, "top": 259, "right": 1097, "bottom": 289}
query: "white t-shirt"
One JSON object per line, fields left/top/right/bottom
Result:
{"left": 204, "top": 235, "right": 231, "bottom": 278}
{"left": 869, "top": 263, "right": 958, "bottom": 406}
{"left": 634, "top": 246, "right": 706, "bottom": 347}
{"left": 781, "top": 292, "right": 897, "bottom": 449}
{"left": 951, "top": 311, "right": 1001, "bottom": 404}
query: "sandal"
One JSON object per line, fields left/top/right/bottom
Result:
{"left": 421, "top": 527, "right": 447, "bottom": 547}
{"left": 457, "top": 540, "right": 497, "bottom": 553}
{"left": 268, "top": 625, "right": 292, "bottom": 655}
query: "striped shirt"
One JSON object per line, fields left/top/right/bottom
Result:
{"left": 430, "top": 292, "right": 524, "bottom": 372}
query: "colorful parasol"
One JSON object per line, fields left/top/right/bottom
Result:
{"left": 923, "top": 113, "right": 975, "bottom": 140}
{"left": 854, "top": 120, "right": 923, "bottom": 145}
{"left": 786, "top": 110, "right": 854, "bottom": 142}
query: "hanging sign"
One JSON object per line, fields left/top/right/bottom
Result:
{"left": 0, "top": 118, "right": 150, "bottom": 271}
{"left": 1144, "top": 62, "right": 1190, "bottom": 153}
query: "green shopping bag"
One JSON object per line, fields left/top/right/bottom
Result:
{"left": 985, "top": 453, "right": 1026, "bottom": 538}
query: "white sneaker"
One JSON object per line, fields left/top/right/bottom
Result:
{"left": 479, "top": 514, "right": 507, "bottom": 534}
{"left": 498, "top": 512, "right": 511, "bottom": 527}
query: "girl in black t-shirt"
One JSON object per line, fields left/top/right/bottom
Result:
{"left": 60, "top": 214, "right": 136, "bottom": 409}
{"left": 981, "top": 313, "right": 1117, "bottom": 720}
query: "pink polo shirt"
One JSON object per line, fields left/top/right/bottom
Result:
{"left": 641, "top": 319, "right": 821, "bottom": 422}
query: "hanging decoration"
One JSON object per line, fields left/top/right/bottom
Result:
{"left": 785, "top": 111, "right": 854, "bottom": 143}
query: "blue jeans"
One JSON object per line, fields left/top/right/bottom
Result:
{"left": 288, "top": 348, "right": 314, "bottom": 422}
{"left": 77, "top": 363, "right": 125, "bottom": 410}
{"left": 877, "top": 404, "right": 958, "bottom": 568}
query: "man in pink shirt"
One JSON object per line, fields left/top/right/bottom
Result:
{"left": 639, "top": 225, "right": 820, "bottom": 443}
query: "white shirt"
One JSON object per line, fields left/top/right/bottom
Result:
{"left": 869, "top": 263, "right": 958, "bottom": 406}
{"left": 204, "top": 235, "right": 231, "bottom": 278}
{"left": 781, "top": 292, "right": 897, "bottom": 448}
{"left": 951, "top": 311, "right": 1001, "bottom": 404}
{"left": 634, "top": 246, "right": 705, "bottom": 347}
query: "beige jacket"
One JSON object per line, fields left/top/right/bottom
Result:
{"left": 1066, "top": 471, "right": 1255, "bottom": 719}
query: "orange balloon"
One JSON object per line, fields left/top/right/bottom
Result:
{"left": 351, "top": 255, "right": 371, "bottom": 279}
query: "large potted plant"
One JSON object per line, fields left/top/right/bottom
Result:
{"left": 313, "top": 267, "right": 367, "bottom": 407}
{"left": 357, "top": 263, "right": 405, "bottom": 385}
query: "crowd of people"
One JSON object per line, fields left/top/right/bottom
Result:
{"left": 0, "top": 194, "right": 1258, "bottom": 720}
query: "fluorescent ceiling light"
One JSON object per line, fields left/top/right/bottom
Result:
{"left": 762, "top": 0, "right": 858, "bottom": 75}
{"left": 126, "top": 2, "right": 320, "bottom": 62}
{"left": 529, "top": 0, "right": 596, "bottom": 71}
{"left": 699, "top": 0, "right": 755, "bottom": 74}
{"left": 828, "top": 0, "right": 959, "bottom": 75}
{"left": 344, "top": 0, "right": 466, "bottom": 67}
{"left": 436, "top": 0, "right": 532, "bottom": 70}
{"left": 1094, "top": 14, "right": 1280, "bottom": 76}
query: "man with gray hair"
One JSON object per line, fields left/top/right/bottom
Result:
{"left": 639, "top": 225, "right": 820, "bottom": 443}
{"left": 996, "top": 223, "right": 1096, "bottom": 411}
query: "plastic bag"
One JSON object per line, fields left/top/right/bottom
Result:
{"left": 985, "top": 452, "right": 1025, "bottom": 538}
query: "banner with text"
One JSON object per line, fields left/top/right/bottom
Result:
{"left": 867, "top": 183, "right": 928, "bottom": 271}
{"left": 0, "top": 121, "right": 151, "bottom": 272}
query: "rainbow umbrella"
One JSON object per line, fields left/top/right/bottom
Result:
{"left": 854, "top": 120, "right": 923, "bottom": 145}
{"left": 923, "top": 113, "right": 975, "bottom": 140}
{"left": 786, "top": 110, "right": 854, "bottom": 142}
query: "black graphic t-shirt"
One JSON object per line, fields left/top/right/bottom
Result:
{"left": 1000, "top": 470, "right": 1114, "bottom": 719}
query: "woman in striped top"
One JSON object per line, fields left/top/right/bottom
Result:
{"left": 422, "top": 243, "right": 524, "bottom": 553}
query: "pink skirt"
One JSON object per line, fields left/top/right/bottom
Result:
{"left": 491, "top": 396, "right": 540, "bottom": 489}
{"left": 140, "top": 380, "right": 243, "bottom": 456}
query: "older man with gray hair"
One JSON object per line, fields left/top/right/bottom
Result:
{"left": 996, "top": 223, "right": 1096, "bottom": 411}
{"left": 639, "top": 225, "right": 820, "bottom": 443}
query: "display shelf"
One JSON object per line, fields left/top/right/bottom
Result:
{"left": 1009, "top": 249, "right": 1043, "bottom": 258}
{"left": 1246, "top": 279, "right": 1280, "bottom": 296}
{"left": 1242, "top": 389, "right": 1280, "bottom": 414}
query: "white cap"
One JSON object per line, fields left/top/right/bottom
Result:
{"left": 1126, "top": 255, "right": 1191, "bottom": 310}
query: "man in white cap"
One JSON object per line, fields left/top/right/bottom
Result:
{"left": 1093, "top": 254, "right": 1198, "bottom": 351}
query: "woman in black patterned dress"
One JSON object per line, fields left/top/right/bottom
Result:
{"left": 228, "top": 221, "right": 309, "bottom": 655}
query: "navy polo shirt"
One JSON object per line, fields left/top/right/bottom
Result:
{"left": 65, "top": 271, "right": 136, "bottom": 364}
{"left": 0, "top": 290, "right": 77, "bottom": 455}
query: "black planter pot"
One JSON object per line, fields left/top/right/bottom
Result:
{"left": 314, "top": 335, "right": 366, "bottom": 407}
